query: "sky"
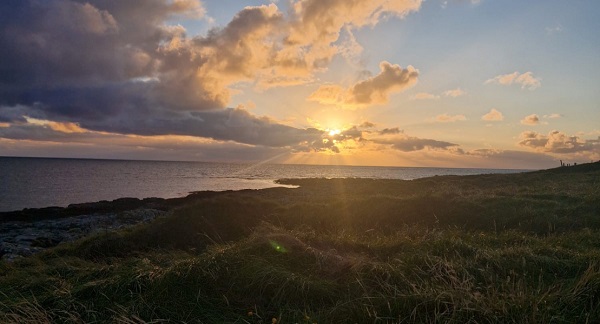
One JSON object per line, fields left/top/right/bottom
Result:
{"left": 0, "top": 0, "right": 599, "bottom": 169}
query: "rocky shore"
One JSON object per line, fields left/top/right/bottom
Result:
{"left": 0, "top": 208, "right": 166, "bottom": 261}
{"left": 0, "top": 190, "right": 234, "bottom": 262}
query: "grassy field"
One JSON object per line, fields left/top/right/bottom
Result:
{"left": 1, "top": 163, "right": 599, "bottom": 323}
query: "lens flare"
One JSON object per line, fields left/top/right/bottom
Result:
{"left": 269, "top": 240, "right": 288, "bottom": 253}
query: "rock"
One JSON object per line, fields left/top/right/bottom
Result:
{"left": 14, "top": 234, "right": 37, "bottom": 244}
{"left": 1, "top": 208, "right": 167, "bottom": 262}
{"left": 31, "top": 236, "right": 61, "bottom": 248}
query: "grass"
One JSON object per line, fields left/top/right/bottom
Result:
{"left": 1, "top": 162, "right": 599, "bottom": 323}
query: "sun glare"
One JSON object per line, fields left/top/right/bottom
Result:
{"left": 327, "top": 129, "right": 341, "bottom": 136}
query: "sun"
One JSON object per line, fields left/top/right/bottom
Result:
{"left": 327, "top": 129, "right": 341, "bottom": 136}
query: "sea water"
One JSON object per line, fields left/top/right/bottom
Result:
{"left": 0, "top": 157, "right": 528, "bottom": 212}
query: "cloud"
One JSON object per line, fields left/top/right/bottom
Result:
{"left": 307, "top": 85, "right": 347, "bottom": 106}
{"left": 481, "top": 109, "right": 504, "bottom": 121}
{"left": 367, "top": 128, "right": 458, "bottom": 152}
{"left": 2, "top": 116, "right": 466, "bottom": 158}
{"left": 544, "top": 113, "right": 563, "bottom": 119}
{"left": 442, "top": 88, "right": 466, "bottom": 98}
{"left": 6, "top": 107, "right": 461, "bottom": 156}
{"left": 359, "top": 121, "right": 376, "bottom": 128}
{"left": 287, "top": 0, "right": 422, "bottom": 47}
{"left": 520, "top": 114, "right": 540, "bottom": 125}
{"left": 0, "top": 0, "right": 224, "bottom": 112}
{"left": 441, "top": 0, "right": 481, "bottom": 9}
{"left": 411, "top": 88, "right": 464, "bottom": 100}
{"left": 485, "top": 72, "right": 541, "bottom": 90}
{"left": 546, "top": 25, "right": 563, "bottom": 35}
{"left": 338, "top": 26, "right": 365, "bottom": 65}
{"left": 379, "top": 127, "right": 403, "bottom": 135}
{"left": 411, "top": 92, "right": 440, "bottom": 100}
{"left": 435, "top": 114, "right": 467, "bottom": 123}
{"left": 14, "top": 121, "right": 540, "bottom": 168}
{"left": 23, "top": 117, "right": 87, "bottom": 134}
{"left": 519, "top": 131, "right": 600, "bottom": 155}
{"left": 0, "top": 0, "right": 424, "bottom": 151}
{"left": 350, "top": 62, "right": 419, "bottom": 104}
{"left": 372, "top": 135, "right": 459, "bottom": 152}
{"left": 0, "top": 125, "right": 291, "bottom": 163}
{"left": 0, "top": 105, "right": 329, "bottom": 149}
{"left": 308, "top": 61, "right": 419, "bottom": 108}
{"left": 0, "top": 105, "right": 33, "bottom": 123}
{"left": 10, "top": 115, "right": 569, "bottom": 169}
{"left": 226, "top": 0, "right": 424, "bottom": 89}
{"left": 0, "top": 1, "right": 204, "bottom": 87}
{"left": 190, "top": 4, "right": 289, "bottom": 90}
{"left": 465, "top": 149, "right": 557, "bottom": 169}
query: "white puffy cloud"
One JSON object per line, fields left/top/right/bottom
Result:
{"left": 442, "top": 88, "right": 466, "bottom": 97}
{"left": 520, "top": 114, "right": 540, "bottom": 125}
{"left": 481, "top": 109, "right": 504, "bottom": 121}
{"left": 350, "top": 62, "right": 419, "bottom": 104}
{"left": 411, "top": 88, "right": 465, "bottom": 100}
{"left": 544, "top": 113, "right": 563, "bottom": 119}
{"left": 288, "top": 0, "right": 422, "bottom": 47}
{"left": 411, "top": 92, "right": 440, "bottom": 100}
{"left": 485, "top": 72, "right": 541, "bottom": 90}
{"left": 519, "top": 130, "right": 600, "bottom": 155}
{"left": 435, "top": 114, "right": 467, "bottom": 123}
{"left": 442, "top": 0, "right": 482, "bottom": 8}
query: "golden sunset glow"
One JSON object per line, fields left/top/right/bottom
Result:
{"left": 23, "top": 117, "right": 87, "bottom": 134}
{"left": 2, "top": 3, "right": 600, "bottom": 322}
{"left": 0, "top": 0, "right": 597, "bottom": 169}
{"left": 327, "top": 129, "right": 341, "bottom": 137}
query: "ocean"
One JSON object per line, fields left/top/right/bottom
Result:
{"left": 0, "top": 157, "right": 529, "bottom": 212}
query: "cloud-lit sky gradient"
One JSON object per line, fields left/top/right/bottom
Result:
{"left": 1, "top": 0, "right": 599, "bottom": 169}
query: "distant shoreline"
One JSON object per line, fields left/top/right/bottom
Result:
{"left": 0, "top": 155, "right": 536, "bottom": 171}
{"left": 0, "top": 158, "right": 531, "bottom": 212}
{"left": 5, "top": 160, "right": 598, "bottom": 216}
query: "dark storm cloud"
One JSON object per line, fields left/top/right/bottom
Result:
{"left": 83, "top": 108, "right": 325, "bottom": 148}
{"left": 0, "top": 106, "right": 326, "bottom": 149}
{"left": 0, "top": 105, "right": 32, "bottom": 123}
{"left": 0, "top": 0, "right": 228, "bottom": 110}
{"left": 0, "top": 124, "right": 291, "bottom": 163}
{"left": 0, "top": 0, "right": 328, "bottom": 149}
{"left": 1, "top": 0, "right": 167, "bottom": 88}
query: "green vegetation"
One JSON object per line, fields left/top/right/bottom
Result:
{"left": 1, "top": 163, "right": 600, "bottom": 323}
